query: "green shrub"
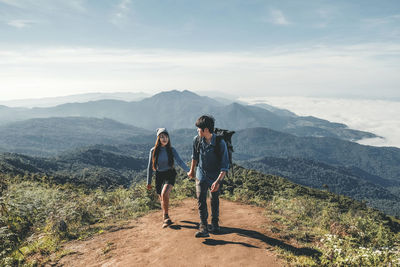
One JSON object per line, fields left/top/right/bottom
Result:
{"left": 0, "top": 179, "right": 159, "bottom": 265}
{"left": 222, "top": 166, "right": 400, "bottom": 266}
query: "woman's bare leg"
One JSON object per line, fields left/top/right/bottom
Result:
{"left": 158, "top": 194, "right": 163, "bottom": 214}
{"left": 161, "top": 184, "right": 173, "bottom": 217}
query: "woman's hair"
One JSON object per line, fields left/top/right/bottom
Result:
{"left": 195, "top": 115, "right": 215, "bottom": 133}
{"left": 152, "top": 133, "right": 174, "bottom": 171}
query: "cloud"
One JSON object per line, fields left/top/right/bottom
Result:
{"left": 313, "top": 7, "right": 335, "bottom": 28}
{"left": 6, "top": 19, "right": 36, "bottom": 28}
{"left": 0, "top": 0, "right": 87, "bottom": 12}
{"left": 363, "top": 14, "right": 400, "bottom": 26}
{"left": 0, "top": 0, "right": 25, "bottom": 8}
{"left": 269, "top": 9, "right": 290, "bottom": 25}
{"left": 68, "top": 0, "right": 87, "bottom": 12}
{"left": 110, "top": 0, "right": 132, "bottom": 26}
{"left": 0, "top": 43, "right": 399, "bottom": 101}
{"left": 240, "top": 96, "right": 400, "bottom": 148}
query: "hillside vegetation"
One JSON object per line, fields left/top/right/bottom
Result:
{"left": 1, "top": 164, "right": 399, "bottom": 266}
{"left": 222, "top": 166, "right": 400, "bottom": 265}
{"left": 0, "top": 149, "right": 148, "bottom": 188}
{"left": 240, "top": 157, "right": 400, "bottom": 216}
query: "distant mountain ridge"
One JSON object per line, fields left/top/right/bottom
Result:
{"left": 0, "top": 90, "right": 376, "bottom": 142}
{"left": 0, "top": 92, "right": 149, "bottom": 108}
{"left": 232, "top": 127, "right": 400, "bottom": 182}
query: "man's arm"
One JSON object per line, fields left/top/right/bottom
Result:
{"left": 219, "top": 139, "right": 230, "bottom": 173}
{"left": 187, "top": 159, "right": 197, "bottom": 179}
{"left": 211, "top": 171, "right": 226, "bottom": 192}
{"left": 188, "top": 136, "right": 200, "bottom": 179}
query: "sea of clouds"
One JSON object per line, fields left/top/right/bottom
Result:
{"left": 240, "top": 96, "right": 400, "bottom": 149}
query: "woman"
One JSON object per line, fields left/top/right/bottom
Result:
{"left": 147, "top": 128, "right": 190, "bottom": 228}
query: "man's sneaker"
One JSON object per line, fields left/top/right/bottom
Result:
{"left": 209, "top": 222, "right": 220, "bottom": 234}
{"left": 195, "top": 224, "right": 209, "bottom": 238}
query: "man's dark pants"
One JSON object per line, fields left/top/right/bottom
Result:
{"left": 196, "top": 179, "right": 220, "bottom": 227}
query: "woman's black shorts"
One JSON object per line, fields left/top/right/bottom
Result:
{"left": 155, "top": 168, "right": 177, "bottom": 195}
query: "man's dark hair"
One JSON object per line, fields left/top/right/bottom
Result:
{"left": 195, "top": 115, "right": 215, "bottom": 133}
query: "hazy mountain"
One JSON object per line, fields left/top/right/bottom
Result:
{"left": 233, "top": 127, "right": 400, "bottom": 182}
{"left": 0, "top": 90, "right": 377, "bottom": 141}
{"left": 195, "top": 90, "right": 239, "bottom": 101}
{"left": 0, "top": 105, "right": 29, "bottom": 122}
{"left": 195, "top": 90, "right": 248, "bottom": 105}
{"left": 252, "top": 103, "right": 297, "bottom": 117}
{"left": 0, "top": 92, "right": 149, "bottom": 108}
{"left": 0, "top": 117, "right": 152, "bottom": 156}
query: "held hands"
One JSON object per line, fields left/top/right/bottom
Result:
{"left": 188, "top": 159, "right": 197, "bottom": 180}
{"left": 187, "top": 170, "right": 195, "bottom": 179}
{"left": 211, "top": 171, "right": 225, "bottom": 192}
{"left": 210, "top": 180, "right": 220, "bottom": 192}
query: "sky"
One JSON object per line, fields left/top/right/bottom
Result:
{"left": 0, "top": 0, "right": 400, "bottom": 101}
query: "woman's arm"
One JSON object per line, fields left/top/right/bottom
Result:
{"left": 172, "top": 147, "right": 190, "bottom": 172}
{"left": 147, "top": 148, "right": 154, "bottom": 187}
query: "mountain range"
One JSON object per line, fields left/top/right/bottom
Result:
{"left": 0, "top": 90, "right": 376, "bottom": 142}
{"left": 231, "top": 127, "right": 400, "bottom": 182}
{"left": 0, "top": 92, "right": 149, "bottom": 108}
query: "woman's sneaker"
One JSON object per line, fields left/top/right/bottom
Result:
{"left": 195, "top": 223, "right": 209, "bottom": 238}
{"left": 162, "top": 218, "right": 173, "bottom": 228}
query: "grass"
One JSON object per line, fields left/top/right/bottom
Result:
{"left": 219, "top": 166, "right": 400, "bottom": 266}
{"left": 0, "top": 178, "right": 160, "bottom": 266}
{"left": 1, "top": 167, "right": 399, "bottom": 266}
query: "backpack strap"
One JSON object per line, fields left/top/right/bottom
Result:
{"left": 195, "top": 134, "right": 225, "bottom": 164}
{"left": 195, "top": 135, "right": 201, "bottom": 155}
{"left": 214, "top": 135, "right": 222, "bottom": 162}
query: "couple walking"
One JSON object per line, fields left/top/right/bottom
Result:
{"left": 146, "top": 115, "right": 229, "bottom": 238}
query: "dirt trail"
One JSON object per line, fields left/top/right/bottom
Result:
{"left": 56, "top": 198, "right": 287, "bottom": 267}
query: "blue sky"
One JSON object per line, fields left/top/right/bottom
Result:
{"left": 1, "top": 0, "right": 399, "bottom": 100}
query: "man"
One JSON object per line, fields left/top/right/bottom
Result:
{"left": 187, "top": 115, "right": 229, "bottom": 238}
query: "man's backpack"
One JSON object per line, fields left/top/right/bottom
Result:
{"left": 195, "top": 128, "right": 235, "bottom": 176}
